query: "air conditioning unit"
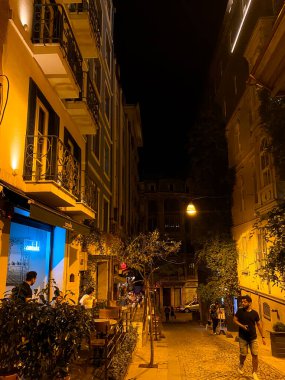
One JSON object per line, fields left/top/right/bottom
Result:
{"left": 79, "top": 251, "right": 87, "bottom": 271}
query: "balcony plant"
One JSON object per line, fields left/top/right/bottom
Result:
{"left": 0, "top": 284, "right": 95, "bottom": 379}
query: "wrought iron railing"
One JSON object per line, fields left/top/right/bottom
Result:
{"left": 32, "top": 3, "right": 83, "bottom": 92}
{"left": 68, "top": 0, "right": 101, "bottom": 48}
{"left": 81, "top": 171, "right": 98, "bottom": 211}
{"left": 85, "top": 73, "right": 100, "bottom": 125}
{"left": 24, "top": 135, "right": 80, "bottom": 199}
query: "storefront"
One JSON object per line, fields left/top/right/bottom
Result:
{"left": 0, "top": 182, "right": 89, "bottom": 299}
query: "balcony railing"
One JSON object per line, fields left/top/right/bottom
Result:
{"left": 32, "top": 3, "right": 83, "bottom": 92}
{"left": 81, "top": 171, "right": 98, "bottom": 211}
{"left": 68, "top": 0, "right": 101, "bottom": 48}
{"left": 24, "top": 135, "right": 80, "bottom": 199}
{"left": 85, "top": 73, "right": 100, "bottom": 125}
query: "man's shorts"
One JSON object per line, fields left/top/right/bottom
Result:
{"left": 239, "top": 337, "right": 258, "bottom": 356}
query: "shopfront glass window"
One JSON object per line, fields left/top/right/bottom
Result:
{"left": 6, "top": 221, "right": 51, "bottom": 294}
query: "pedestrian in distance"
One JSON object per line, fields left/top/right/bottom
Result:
{"left": 209, "top": 301, "right": 220, "bottom": 334}
{"left": 79, "top": 287, "right": 97, "bottom": 309}
{"left": 164, "top": 305, "right": 170, "bottom": 322}
{"left": 11, "top": 270, "right": 37, "bottom": 302}
{"left": 233, "top": 295, "right": 266, "bottom": 380}
{"left": 170, "top": 306, "right": 176, "bottom": 320}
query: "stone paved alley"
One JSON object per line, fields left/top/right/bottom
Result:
{"left": 126, "top": 313, "right": 285, "bottom": 380}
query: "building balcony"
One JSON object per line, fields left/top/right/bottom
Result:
{"left": 23, "top": 135, "right": 80, "bottom": 207}
{"left": 65, "top": 0, "right": 101, "bottom": 58}
{"left": 249, "top": 9, "right": 285, "bottom": 96}
{"left": 64, "top": 72, "right": 100, "bottom": 134}
{"left": 31, "top": 3, "right": 83, "bottom": 99}
{"left": 61, "top": 171, "right": 98, "bottom": 219}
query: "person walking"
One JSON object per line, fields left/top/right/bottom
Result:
{"left": 233, "top": 295, "right": 266, "bottom": 380}
{"left": 209, "top": 302, "right": 220, "bottom": 334}
{"left": 170, "top": 306, "right": 176, "bottom": 320}
{"left": 11, "top": 271, "right": 37, "bottom": 302}
{"left": 164, "top": 305, "right": 170, "bottom": 322}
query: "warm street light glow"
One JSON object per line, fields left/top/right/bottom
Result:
{"left": 186, "top": 202, "right": 197, "bottom": 216}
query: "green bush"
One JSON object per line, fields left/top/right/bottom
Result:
{"left": 109, "top": 326, "right": 138, "bottom": 380}
{"left": 273, "top": 322, "right": 285, "bottom": 332}
{"left": 0, "top": 286, "right": 95, "bottom": 379}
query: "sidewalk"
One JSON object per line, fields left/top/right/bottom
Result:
{"left": 125, "top": 335, "right": 180, "bottom": 380}
{"left": 125, "top": 316, "right": 285, "bottom": 380}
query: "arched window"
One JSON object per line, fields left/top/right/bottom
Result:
{"left": 260, "top": 139, "right": 271, "bottom": 187}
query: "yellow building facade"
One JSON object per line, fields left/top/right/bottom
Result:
{"left": 0, "top": 0, "right": 142, "bottom": 303}
{"left": 225, "top": 3, "right": 285, "bottom": 331}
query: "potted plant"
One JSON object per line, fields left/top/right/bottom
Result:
{"left": 0, "top": 285, "right": 95, "bottom": 379}
{"left": 270, "top": 321, "right": 285, "bottom": 358}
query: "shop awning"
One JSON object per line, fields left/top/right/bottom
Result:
{"left": 30, "top": 203, "right": 89, "bottom": 235}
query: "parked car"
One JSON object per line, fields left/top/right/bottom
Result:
{"left": 183, "top": 300, "right": 199, "bottom": 313}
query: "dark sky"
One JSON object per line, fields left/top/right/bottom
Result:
{"left": 113, "top": 0, "right": 228, "bottom": 179}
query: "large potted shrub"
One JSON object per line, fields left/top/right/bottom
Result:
{"left": 0, "top": 287, "right": 95, "bottom": 379}
{"left": 270, "top": 322, "right": 285, "bottom": 358}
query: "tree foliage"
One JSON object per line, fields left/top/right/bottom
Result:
{"left": 74, "top": 220, "right": 124, "bottom": 256}
{"left": 254, "top": 202, "right": 285, "bottom": 290}
{"left": 196, "top": 237, "right": 239, "bottom": 315}
{"left": 117, "top": 230, "right": 181, "bottom": 278}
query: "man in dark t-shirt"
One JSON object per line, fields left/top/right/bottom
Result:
{"left": 11, "top": 271, "right": 37, "bottom": 302}
{"left": 233, "top": 295, "right": 266, "bottom": 380}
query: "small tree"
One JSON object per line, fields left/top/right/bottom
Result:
{"left": 254, "top": 202, "right": 285, "bottom": 291}
{"left": 195, "top": 236, "right": 239, "bottom": 318}
{"left": 117, "top": 230, "right": 181, "bottom": 367}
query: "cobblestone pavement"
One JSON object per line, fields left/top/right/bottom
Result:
{"left": 163, "top": 321, "right": 284, "bottom": 380}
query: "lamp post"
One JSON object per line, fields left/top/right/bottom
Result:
{"left": 184, "top": 195, "right": 229, "bottom": 322}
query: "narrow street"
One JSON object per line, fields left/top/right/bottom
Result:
{"left": 126, "top": 313, "right": 285, "bottom": 380}
{"left": 165, "top": 320, "right": 283, "bottom": 380}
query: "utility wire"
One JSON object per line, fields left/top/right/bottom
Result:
{"left": 0, "top": 74, "right": 9, "bottom": 125}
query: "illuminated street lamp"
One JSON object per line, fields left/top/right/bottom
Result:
{"left": 186, "top": 195, "right": 226, "bottom": 216}
{"left": 186, "top": 202, "right": 197, "bottom": 216}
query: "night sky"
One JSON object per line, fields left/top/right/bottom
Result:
{"left": 113, "top": 0, "right": 228, "bottom": 179}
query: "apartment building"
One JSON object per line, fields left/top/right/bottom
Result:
{"left": 139, "top": 179, "right": 198, "bottom": 309}
{"left": 210, "top": 0, "right": 285, "bottom": 330}
{"left": 0, "top": 0, "right": 142, "bottom": 302}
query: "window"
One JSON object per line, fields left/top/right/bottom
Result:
{"left": 34, "top": 99, "right": 49, "bottom": 180}
{"left": 105, "top": 86, "right": 111, "bottom": 122}
{"left": 148, "top": 200, "right": 157, "bottom": 213}
{"left": 88, "top": 58, "right": 101, "bottom": 94}
{"left": 92, "top": 127, "right": 100, "bottom": 161}
{"left": 257, "top": 232, "right": 267, "bottom": 269}
{"left": 103, "top": 198, "right": 109, "bottom": 232}
{"left": 263, "top": 303, "right": 271, "bottom": 321}
{"left": 148, "top": 216, "right": 157, "bottom": 231}
{"left": 105, "top": 34, "right": 111, "bottom": 70}
{"left": 260, "top": 138, "right": 271, "bottom": 187}
{"left": 104, "top": 141, "right": 110, "bottom": 177}
{"left": 95, "top": 0, "right": 102, "bottom": 34}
